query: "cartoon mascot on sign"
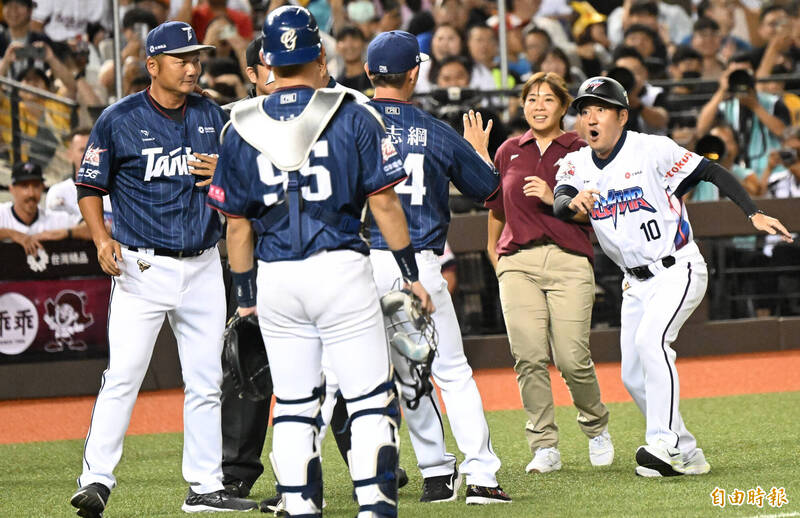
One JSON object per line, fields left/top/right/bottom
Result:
{"left": 43, "top": 291, "right": 94, "bottom": 352}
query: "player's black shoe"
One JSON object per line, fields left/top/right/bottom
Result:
{"left": 420, "top": 468, "right": 461, "bottom": 502}
{"left": 397, "top": 466, "right": 409, "bottom": 489}
{"left": 181, "top": 488, "right": 258, "bottom": 513}
{"left": 223, "top": 479, "right": 251, "bottom": 498}
{"left": 634, "top": 443, "right": 684, "bottom": 477}
{"left": 465, "top": 484, "right": 512, "bottom": 505}
{"left": 259, "top": 493, "right": 286, "bottom": 515}
{"left": 70, "top": 482, "right": 110, "bottom": 518}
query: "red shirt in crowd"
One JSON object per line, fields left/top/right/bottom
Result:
{"left": 486, "top": 129, "right": 594, "bottom": 261}
{"left": 191, "top": 4, "right": 254, "bottom": 43}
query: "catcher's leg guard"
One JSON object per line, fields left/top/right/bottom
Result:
{"left": 342, "top": 381, "right": 401, "bottom": 518}
{"left": 270, "top": 452, "right": 323, "bottom": 518}
{"left": 270, "top": 381, "right": 326, "bottom": 517}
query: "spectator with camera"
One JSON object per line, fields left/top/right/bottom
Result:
{"left": 749, "top": 4, "right": 795, "bottom": 69}
{"left": 0, "top": 0, "right": 53, "bottom": 80}
{"left": 429, "top": 55, "right": 507, "bottom": 155}
{"left": 611, "top": 45, "right": 668, "bottom": 134}
{"left": 697, "top": 55, "right": 790, "bottom": 173}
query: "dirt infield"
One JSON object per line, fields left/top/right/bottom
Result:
{"left": 1, "top": 350, "right": 798, "bottom": 444}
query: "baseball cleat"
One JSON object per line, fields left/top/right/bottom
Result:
{"left": 465, "top": 484, "right": 512, "bottom": 504}
{"left": 259, "top": 493, "right": 286, "bottom": 515}
{"left": 683, "top": 448, "right": 711, "bottom": 475}
{"left": 70, "top": 482, "right": 110, "bottom": 518}
{"left": 181, "top": 488, "right": 258, "bottom": 513}
{"left": 397, "top": 466, "right": 409, "bottom": 489}
{"left": 589, "top": 427, "right": 615, "bottom": 466}
{"left": 420, "top": 468, "right": 461, "bottom": 502}
{"left": 526, "top": 447, "right": 562, "bottom": 473}
{"left": 634, "top": 443, "right": 684, "bottom": 477}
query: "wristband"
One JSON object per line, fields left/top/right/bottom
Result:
{"left": 392, "top": 244, "right": 419, "bottom": 284}
{"left": 67, "top": 228, "right": 73, "bottom": 239}
{"left": 231, "top": 268, "right": 257, "bottom": 307}
{"left": 748, "top": 210, "right": 765, "bottom": 219}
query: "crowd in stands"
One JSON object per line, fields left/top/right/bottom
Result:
{"left": 0, "top": 0, "right": 798, "bottom": 315}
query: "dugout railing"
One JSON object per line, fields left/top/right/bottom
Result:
{"left": 0, "top": 77, "right": 78, "bottom": 194}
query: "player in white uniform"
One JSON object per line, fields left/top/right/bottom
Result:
{"left": 553, "top": 77, "right": 793, "bottom": 477}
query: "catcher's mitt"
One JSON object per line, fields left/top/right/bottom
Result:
{"left": 222, "top": 313, "right": 272, "bottom": 401}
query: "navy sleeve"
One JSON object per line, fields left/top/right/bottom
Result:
{"left": 444, "top": 122, "right": 501, "bottom": 202}
{"left": 354, "top": 107, "right": 406, "bottom": 195}
{"left": 76, "top": 110, "right": 115, "bottom": 193}
{"left": 208, "top": 127, "right": 251, "bottom": 217}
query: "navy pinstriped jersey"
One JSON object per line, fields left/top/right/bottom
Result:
{"left": 367, "top": 99, "right": 500, "bottom": 254}
{"left": 76, "top": 89, "right": 228, "bottom": 250}
{"left": 208, "top": 87, "right": 406, "bottom": 262}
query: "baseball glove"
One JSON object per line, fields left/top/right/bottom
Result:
{"left": 222, "top": 313, "right": 272, "bottom": 401}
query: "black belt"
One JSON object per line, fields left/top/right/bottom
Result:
{"left": 625, "top": 255, "right": 676, "bottom": 280}
{"left": 126, "top": 246, "right": 207, "bottom": 258}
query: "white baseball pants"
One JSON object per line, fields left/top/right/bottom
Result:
{"left": 256, "top": 250, "right": 396, "bottom": 516}
{"left": 619, "top": 243, "right": 708, "bottom": 455}
{"left": 79, "top": 246, "right": 226, "bottom": 494}
{"left": 369, "top": 249, "right": 501, "bottom": 486}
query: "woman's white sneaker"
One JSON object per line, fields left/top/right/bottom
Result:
{"left": 526, "top": 447, "right": 562, "bottom": 473}
{"left": 589, "top": 428, "right": 615, "bottom": 466}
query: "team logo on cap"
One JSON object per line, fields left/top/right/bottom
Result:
{"left": 181, "top": 26, "right": 193, "bottom": 42}
{"left": 281, "top": 29, "right": 297, "bottom": 51}
{"left": 585, "top": 79, "right": 605, "bottom": 90}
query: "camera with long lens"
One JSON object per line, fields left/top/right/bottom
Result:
{"left": 728, "top": 69, "right": 755, "bottom": 94}
{"left": 695, "top": 134, "right": 726, "bottom": 162}
{"left": 778, "top": 148, "right": 798, "bottom": 167}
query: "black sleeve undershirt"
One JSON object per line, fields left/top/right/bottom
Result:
{"left": 553, "top": 185, "right": 579, "bottom": 220}
{"left": 77, "top": 185, "right": 105, "bottom": 200}
{"left": 674, "top": 159, "right": 758, "bottom": 216}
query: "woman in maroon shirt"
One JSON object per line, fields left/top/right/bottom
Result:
{"left": 486, "top": 72, "right": 613, "bottom": 474}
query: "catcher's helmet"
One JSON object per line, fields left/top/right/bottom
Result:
{"left": 571, "top": 76, "right": 629, "bottom": 112}
{"left": 380, "top": 289, "right": 438, "bottom": 410}
{"left": 261, "top": 5, "right": 322, "bottom": 67}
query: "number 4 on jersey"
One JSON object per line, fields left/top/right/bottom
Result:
{"left": 395, "top": 152, "right": 426, "bottom": 205}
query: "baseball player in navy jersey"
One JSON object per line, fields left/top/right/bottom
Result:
{"left": 208, "top": 7, "right": 433, "bottom": 518}
{"left": 363, "top": 31, "right": 511, "bottom": 505}
{"left": 70, "top": 22, "right": 258, "bottom": 517}
{"left": 553, "top": 76, "right": 793, "bottom": 478}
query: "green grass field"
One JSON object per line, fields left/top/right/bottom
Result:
{"left": 2, "top": 392, "right": 799, "bottom": 518}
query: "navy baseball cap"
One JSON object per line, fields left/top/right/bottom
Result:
{"left": 367, "top": 31, "right": 429, "bottom": 74}
{"left": 145, "top": 22, "right": 215, "bottom": 57}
